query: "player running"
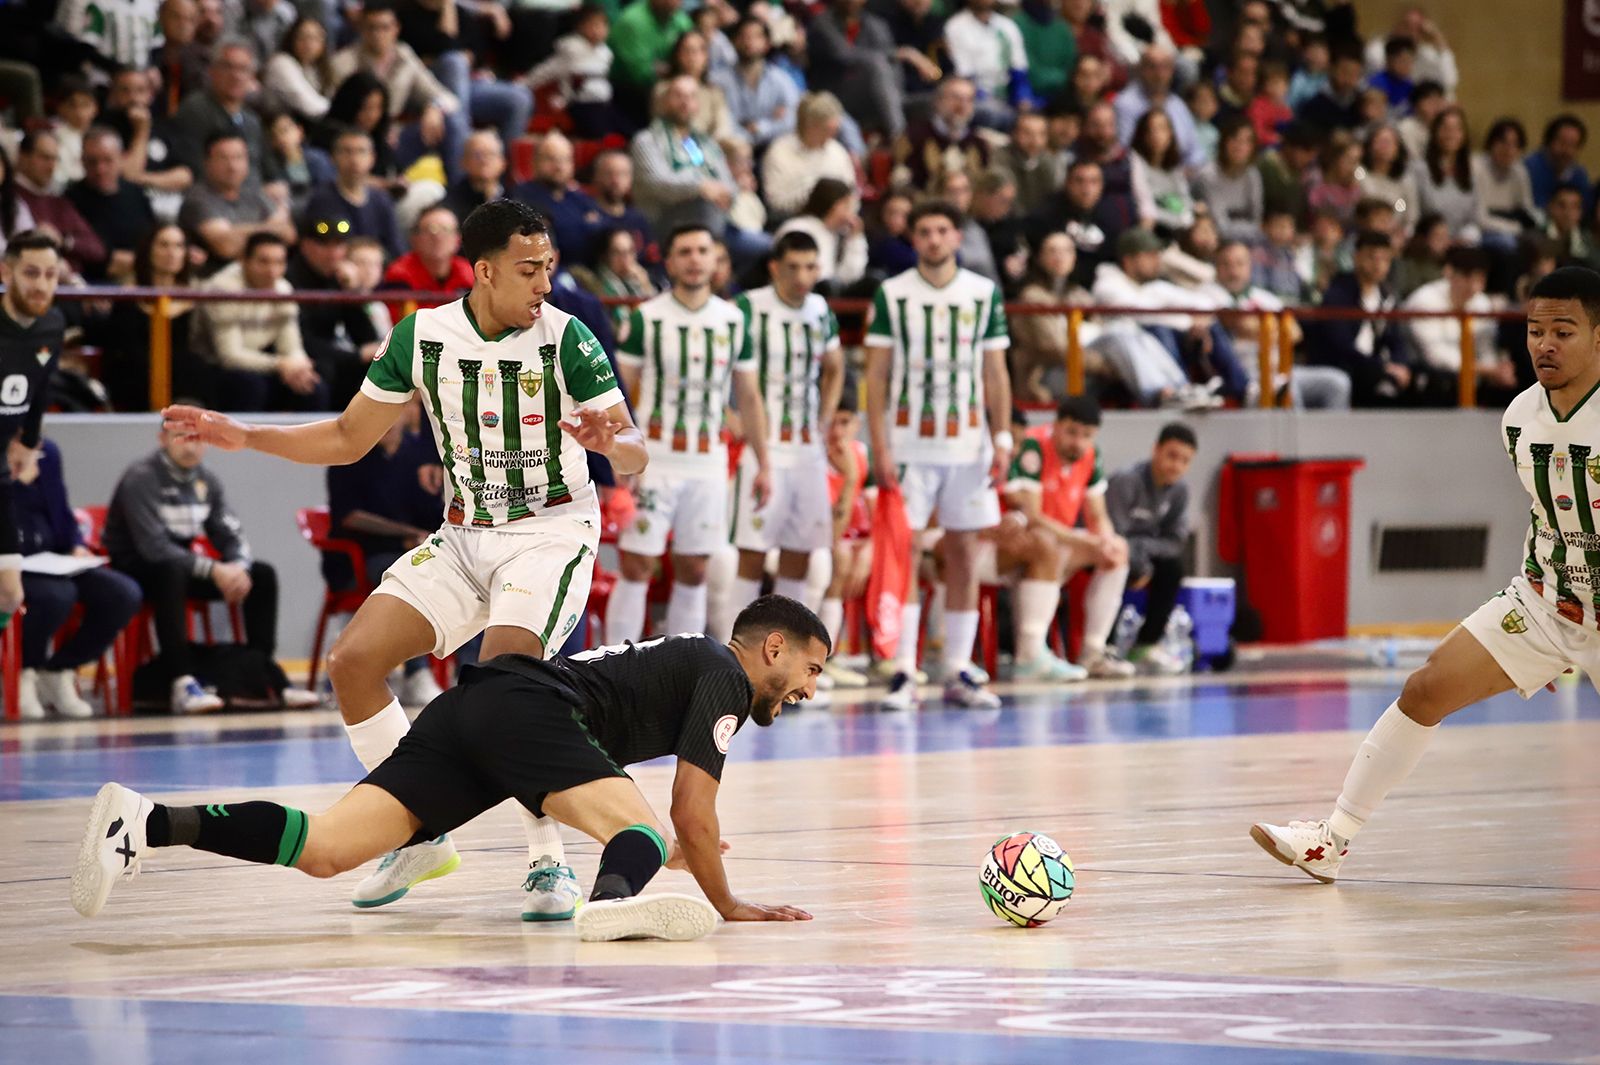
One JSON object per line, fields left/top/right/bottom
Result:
{"left": 1252, "top": 266, "right": 1600, "bottom": 881}
{"left": 162, "top": 200, "right": 647, "bottom": 920}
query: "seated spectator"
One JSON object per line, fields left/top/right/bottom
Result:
{"left": 1186, "top": 78, "right": 1220, "bottom": 163}
{"left": 1367, "top": 35, "right": 1417, "bottom": 110}
{"left": 712, "top": 16, "right": 799, "bottom": 150}
{"left": 808, "top": 0, "right": 904, "bottom": 140}
{"left": 1401, "top": 245, "right": 1514, "bottom": 406}
{"left": 1165, "top": 213, "right": 1220, "bottom": 288}
{"left": 178, "top": 130, "right": 295, "bottom": 273}
{"left": 65, "top": 127, "right": 156, "bottom": 283}
{"left": 103, "top": 415, "right": 317, "bottom": 713}
{"left": 1063, "top": 50, "right": 1113, "bottom": 115}
{"left": 287, "top": 213, "right": 380, "bottom": 407}
{"left": 608, "top": 0, "right": 693, "bottom": 124}
{"left": 1297, "top": 208, "right": 1349, "bottom": 299}
{"left": 325, "top": 404, "right": 444, "bottom": 708}
{"left": 1246, "top": 61, "right": 1293, "bottom": 149}
{"left": 571, "top": 226, "right": 657, "bottom": 342}
{"left": 996, "top": 112, "right": 1063, "bottom": 218}
{"left": 1414, "top": 106, "right": 1480, "bottom": 241}
{"left": 1072, "top": 101, "right": 1144, "bottom": 231}
{"left": 1364, "top": 6, "right": 1458, "bottom": 95}
{"left": 1305, "top": 230, "right": 1413, "bottom": 407}
{"left": 239, "top": 0, "right": 296, "bottom": 65}
{"left": 1295, "top": 44, "right": 1363, "bottom": 134}
{"left": 928, "top": 168, "right": 998, "bottom": 284}
{"left": 652, "top": 29, "right": 740, "bottom": 145}
{"left": 382, "top": 203, "right": 474, "bottom": 318}
{"left": 305, "top": 128, "right": 404, "bottom": 259}
{"left": 11, "top": 438, "right": 143, "bottom": 719}
{"left": 894, "top": 76, "right": 989, "bottom": 192}
{"left": 96, "top": 224, "right": 204, "bottom": 410}
{"left": 171, "top": 42, "right": 283, "bottom": 188}
{"left": 149, "top": 0, "right": 210, "bottom": 116}
{"left": 690, "top": 3, "right": 737, "bottom": 77}
{"left": 265, "top": 109, "right": 333, "bottom": 218}
{"left": 1012, "top": 0, "right": 1074, "bottom": 106}
{"left": 1114, "top": 44, "right": 1204, "bottom": 167}
{"left": 263, "top": 16, "right": 336, "bottom": 122}
{"left": 1506, "top": 236, "right": 1562, "bottom": 391}
{"left": 944, "top": 0, "right": 1034, "bottom": 129}
{"left": 1360, "top": 124, "right": 1417, "bottom": 223}
{"left": 1195, "top": 116, "right": 1264, "bottom": 245}
{"left": 589, "top": 149, "right": 657, "bottom": 271}
{"left": 868, "top": 190, "right": 917, "bottom": 276}
{"left": 1256, "top": 117, "right": 1319, "bottom": 221}
{"left": 1251, "top": 208, "right": 1304, "bottom": 302}
{"left": 1397, "top": 78, "right": 1445, "bottom": 160}
{"left": 198, "top": 231, "right": 324, "bottom": 411}
{"left": 1306, "top": 131, "right": 1363, "bottom": 228}
{"left": 525, "top": 4, "right": 625, "bottom": 140}
{"left": 344, "top": 235, "right": 393, "bottom": 339}
{"left": 317, "top": 72, "right": 397, "bottom": 181}
{"left": 102, "top": 65, "right": 194, "bottom": 222}
{"left": 1105, "top": 422, "right": 1196, "bottom": 676}
{"left": 440, "top": 129, "right": 506, "bottom": 225}
{"left": 14, "top": 130, "right": 107, "bottom": 277}
{"left": 1027, "top": 159, "right": 1121, "bottom": 287}
{"left": 1204, "top": 239, "right": 1349, "bottom": 409}
{"left": 398, "top": 0, "right": 532, "bottom": 154}
{"left": 1287, "top": 33, "right": 1328, "bottom": 110}
{"left": 761, "top": 92, "right": 857, "bottom": 219}
{"left": 1216, "top": 49, "right": 1259, "bottom": 126}
{"left": 882, "top": 0, "right": 947, "bottom": 100}
{"left": 1475, "top": 118, "right": 1538, "bottom": 252}
{"left": 1061, "top": 0, "right": 1126, "bottom": 91}
{"left": 1526, "top": 114, "right": 1593, "bottom": 212}
{"left": 49, "top": 76, "right": 98, "bottom": 188}
{"left": 1010, "top": 232, "right": 1102, "bottom": 403}
{"left": 1130, "top": 109, "right": 1194, "bottom": 238}
{"left": 974, "top": 168, "right": 1027, "bottom": 293}
{"left": 773, "top": 178, "right": 867, "bottom": 288}
{"left": 1390, "top": 210, "right": 1450, "bottom": 298}
{"left": 722, "top": 137, "right": 767, "bottom": 237}
{"left": 513, "top": 131, "right": 605, "bottom": 268}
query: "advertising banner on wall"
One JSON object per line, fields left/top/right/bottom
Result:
{"left": 1565, "top": 0, "right": 1600, "bottom": 99}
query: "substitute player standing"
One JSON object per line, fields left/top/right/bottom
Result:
{"left": 163, "top": 201, "right": 647, "bottom": 919}
{"left": 1252, "top": 266, "right": 1600, "bottom": 880}
{"left": 865, "top": 200, "right": 1014, "bottom": 710}
{"left": 727, "top": 232, "right": 845, "bottom": 617}
{"left": 607, "top": 225, "right": 773, "bottom": 644}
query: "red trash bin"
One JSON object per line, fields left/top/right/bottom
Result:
{"left": 1219, "top": 456, "right": 1365, "bottom": 644}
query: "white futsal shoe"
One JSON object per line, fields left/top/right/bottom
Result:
{"left": 575, "top": 893, "right": 719, "bottom": 942}
{"left": 1012, "top": 653, "right": 1089, "bottom": 683}
{"left": 879, "top": 670, "right": 919, "bottom": 711}
{"left": 351, "top": 835, "right": 461, "bottom": 908}
{"left": 943, "top": 665, "right": 1002, "bottom": 709}
{"left": 523, "top": 855, "right": 583, "bottom": 921}
{"left": 1083, "top": 651, "right": 1138, "bottom": 679}
{"left": 72, "top": 782, "right": 152, "bottom": 917}
{"left": 1249, "top": 819, "right": 1348, "bottom": 883}
{"left": 401, "top": 668, "right": 444, "bottom": 708}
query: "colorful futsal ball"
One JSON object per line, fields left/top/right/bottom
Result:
{"left": 980, "top": 830, "right": 1075, "bottom": 927}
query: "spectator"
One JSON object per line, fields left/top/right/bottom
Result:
{"left": 304, "top": 128, "right": 402, "bottom": 258}
{"left": 1130, "top": 108, "right": 1194, "bottom": 237}
{"left": 571, "top": 226, "right": 656, "bottom": 341}
{"left": 1064, "top": 51, "right": 1112, "bottom": 114}
{"left": 1105, "top": 421, "right": 1196, "bottom": 676}
{"left": 1414, "top": 105, "right": 1480, "bottom": 240}
{"left": 65, "top": 128, "right": 155, "bottom": 283}
{"left": 653, "top": 29, "right": 740, "bottom": 145}
{"left": 1246, "top": 61, "right": 1292, "bottom": 149}
{"left": 1287, "top": 33, "right": 1329, "bottom": 110}
{"left": 1390, "top": 210, "right": 1449, "bottom": 297}
{"left": 1195, "top": 115, "right": 1264, "bottom": 244}
{"left": 1257, "top": 117, "right": 1319, "bottom": 220}
{"left": 1295, "top": 44, "right": 1363, "bottom": 134}
{"left": 171, "top": 41, "right": 283, "bottom": 188}
{"left": 1544, "top": 183, "right": 1593, "bottom": 266}
{"left": 49, "top": 77, "right": 99, "bottom": 188}
{"left": 929, "top": 168, "right": 999, "bottom": 284}
{"left": 943, "top": 0, "right": 1034, "bottom": 129}
{"left": 690, "top": 3, "right": 737, "bottom": 77}
{"left": 178, "top": 130, "right": 295, "bottom": 272}
{"left": 1185, "top": 78, "right": 1220, "bottom": 163}
{"left": 1204, "top": 239, "right": 1348, "bottom": 408}
{"left": 398, "top": 0, "right": 532, "bottom": 154}
{"left": 238, "top": 0, "right": 296, "bottom": 65}
{"left": 868, "top": 190, "right": 917, "bottom": 275}
{"left": 1474, "top": 118, "right": 1538, "bottom": 251}
{"left": 511, "top": 131, "right": 605, "bottom": 266}
{"left": 1251, "top": 208, "right": 1304, "bottom": 302}
{"left": 1401, "top": 245, "right": 1513, "bottom": 405}
{"left": 1077, "top": 99, "right": 1144, "bottom": 222}
{"left": 721, "top": 137, "right": 767, "bottom": 237}
{"left": 103, "top": 415, "right": 316, "bottom": 713}
{"left": 761, "top": 92, "right": 857, "bottom": 219}
{"left": 1027, "top": 158, "right": 1119, "bottom": 286}
{"left": 344, "top": 235, "right": 392, "bottom": 339}
{"left": 381, "top": 203, "right": 474, "bottom": 318}
{"left": 712, "top": 15, "right": 799, "bottom": 150}
{"left": 149, "top": 0, "right": 210, "bottom": 116}
{"left": 525, "top": 4, "right": 624, "bottom": 140}
{"left": 1306, "top": 131, "right": 1363, "bottom": 227}
{"left": 318, "top": 72, "right": 399, "bottom": 182}
{"left": 265, "top": 109, "right": 333, "bottom": 218}
{"left": 1506, "top": 236, "right": 1561, "bottom": 391}
{"left": 1364, "top": 5, "right": 1457, "bottom": 96}
{"left": 1397, "top": 79, "right": 1445, "bottom": 160}
{"left": 14, "top": 130, "right": 107, "bottom": 277}
{"left": 808, "top": 0, "right": 905, "bottom": 139}
{"left": 609, "top": 0, "right": 692, "bottom": 121}
{"left": 11, "top": 439, "right": 142, "bottom": 719}
{"left": 973, "top": 168, "right": 1027, "bottom": 292}
{"left": 880, "top": 0, "right": 947, "bottom": 100}
{"left": 198, "top": 231, "right": 323, "bottom": 411}
{"left": 287, "top": 213, "right": 380, "bottom": 407}
{"left": 1012, "top": 0, "right": 1074, "bottom": 106}
{"left": 895, "top": 76, "right": 989, "bottom": 192}
{"left": 1360, "top": 124, "right": 1417, "bottom": 222}
{"left": 995, "top": 112, "right": 1064, "bottom": 217}
{"left": 1367, "top": 35, "right": 1416, "bottom": 110}
{"left": 262, "top": 16, "right": 336, "bottom": 122}
{"left": 440, "top": 129, "right": 506, "bottom": 224}
{"left": 1216, "top": 50, "right": 1259, "bottom": 125}
{"left": 1114, "top": 43, "right": 1205, "bottom": 167}
{"left": 1298, "top": 207, "right": 1349, "bottom": 298}
{"left": 1165, "top": 212, "right": 1220, "bottom": 287}
{"left": 96, "top": 224, "right": 203, "bottom": 410}
{"left": 1010, "top": 232, "right": 1101, "bottom": 402}
{"left": 1526, "top": 114, "right": 1593, "bottom": 212}
{"left": 590, "top": 149, "right": 657, "bottom": 269}
{"left": 1045, "top": 102, "right": 1081, "bottom": 174}
{"left": 1306, "top": 230, "right": 1412, "bottom": 406}
{"left": 102, "top": 65, "right": 194, "bottom": 221}
{"left": 1061, "top": 0, "right": 1125, "bottom": 90}
{"left": 773, "top": 177, "right": 866, "bottom": 288}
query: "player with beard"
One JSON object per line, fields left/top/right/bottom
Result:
{"left": 72, "top": 595, "right": 823, "bottom": 940}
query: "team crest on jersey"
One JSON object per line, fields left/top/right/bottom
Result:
{"left": 520, "top": 365, "right": 544, "bottom": 398}
{"left": 1501, "top": 610, "right": 1527, "bottom": 634}
{"left": 34, "top": 347, "right": 49, "bottom": 365}
{"left": 959, "top": 309, "right": 976, "bottom": 326}
{"left": 1556, "top": 454, "right": 1568, "bottom": 476}
{"left": 481, "top": 411, "right": 500, "bottom": 428}
{"left": 1558, "top": 494, "right": 1575, "bottom": 511}
{"left": 634, "top": 518, "right": 650, "bottom": 534}
{"left": 482, "top": 370, "right": 496, "bottom": 394}
{"left": 1588, "top": 454, "right": 1600, "bottom": 483}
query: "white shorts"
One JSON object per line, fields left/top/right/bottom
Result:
{"left": 1461, "top": 575, "right": 1600, "bottom": 698}
{"left": 618, "top": 469, "right": 729, "bottom": 557}
{"left": 901, "top": 460, "right": 1001, "bottom": 532}
{"left": 731, "top": 450, "right": 833, "bottom": 554}
{"left": 373, "top": 515, "right": 597, "bottom": 658}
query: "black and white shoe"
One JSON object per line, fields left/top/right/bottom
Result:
{"left": 72, "top": 782, "right": 152, "bottom": 917}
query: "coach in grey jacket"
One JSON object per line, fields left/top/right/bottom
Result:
{"left": 1105, "top": 422, "right": 1197, "bottom": 674}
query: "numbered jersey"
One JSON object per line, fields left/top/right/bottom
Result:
{"left": 734, "top": 286, "right": 839, "bottom": 468}
{"left": 1503, "top": 382, "right": 1600, "bottom": 629}
{"left": 362, "top": 298, "right": 623, "bottom": 530}
{"left": 618, "top": 292, "right": 752, "bottom": 476}
{"left": 866, "top": 266, "right": 1009, "bottom": 465}
{"left": 0, "top": 305, "right": 63, "bottom": 439}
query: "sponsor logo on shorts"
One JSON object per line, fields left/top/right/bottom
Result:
{"left": 1557, "top": 494, "right": 1574, "bottom": 511}
{"left": 522, "top": 413, "right": 544, "bottom": 426}
{"left": 481, "top": 411, "right": 500, "bottom": 428}
{"left": 501, "top": 581, "right": 534, "bottom": 596}
{"left": 1501, "top": 609, "right": 1528, "bottom": 634}
{"left": 712, "top": 714, "right": 739, "bottom": 754}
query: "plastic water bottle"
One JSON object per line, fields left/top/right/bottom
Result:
{"left": 1165, "top": 605, "right": 1195, "bottom": 672}
{"left": 1114, "top": 604, "right": 1143, "bottom": 656}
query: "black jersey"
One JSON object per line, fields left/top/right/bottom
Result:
{"left": 467, "top": 635, "right": 756, "bottom": 782}
{"left": 0, "top": 304, "right": 63, "bottom": 556}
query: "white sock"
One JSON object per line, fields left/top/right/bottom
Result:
{"left": 665, "top": 581, "right": 709, "bottom": 635}
{"left": 943, "top": 608, "right": 981, "bottom": 675}
{"left": 819, "top": 596, "right": 844, "bottom": 647}
{"left": 606, "top": 577, "right": 649, "bottom": 644}
{"left": 1329, "top": 701, "right": 1437, "bottom": 842}
{"left": 344, "top": 698, "right": 409, "bottom": 773}
{"left": 731, "top": 575, "right": 763, "bottom": 612}
{"left": 896, "top": 601, "right": 922, "bottom": 673}
{"left": 519, "top": 805, "right": 566, "bottom": 865}
{"left": 1015, "top": 580, "right": 1060, "bottom": 663}
{"left": 774, "top": 575, "right": 811, "bottom": 608}
{"left": 1081, "top": 564, "right": 1128, "bottom": 658}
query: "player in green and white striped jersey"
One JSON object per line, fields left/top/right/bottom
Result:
{"left": 727, "top": 232, "right": 845, "bottom": 628}
{"left": 162, "top": 202, "right": 648, "bottom": 920}
{"left": 865, "top": 200, "right": 1013, "bottom": 712}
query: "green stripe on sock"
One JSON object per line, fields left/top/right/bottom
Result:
{"left": 275, "top": 808, "right": 308, "bottom": 867}
{"left": 623, "top": 823, "right": 668, "bottom": 865}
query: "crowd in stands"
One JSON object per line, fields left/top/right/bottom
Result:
{"left": 0, "top": 0, "right": 1585, "bottom": 412}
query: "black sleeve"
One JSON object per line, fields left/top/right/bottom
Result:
{"left": 20, "top": 346, "right": 59, "bottom": 448}
{"left": 674, "top": 670, "right": 751, "bottom": 782}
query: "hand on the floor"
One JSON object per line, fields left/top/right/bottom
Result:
{"left": 665, "top": 837, "right": 730, "bottom": 870}
{"left": 720, "top": 899, "right": 812, "bottom": 922}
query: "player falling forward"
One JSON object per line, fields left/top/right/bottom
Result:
{"left": 73, "top": 596, "right": 821, "bottom": 940}
{"left": 1252, "top": 266, "right": 1600, "bottom": 881}
{"left": 162, "top": 201, "right": 647, "bottom": 919}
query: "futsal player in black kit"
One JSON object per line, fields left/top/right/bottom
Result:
{"left": 73, "top": 596, "right": 825, "bottom": 941}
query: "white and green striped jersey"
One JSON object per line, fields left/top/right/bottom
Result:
{"left": 734, "top": 286, "right": 840, "bottom": 468}
{"left": 362, "top": 298, "right": 624, "bottom": 530}
{"left": 865, "top": 266, "right": 1010, "bottom": 464}
{"left": 1504, "top": 381, "right": 1600, "bottom": 630}
{"left": 618, "top": 291, "right": 753, "bottom": 476}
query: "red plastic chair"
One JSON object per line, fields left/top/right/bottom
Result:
{"left": 2, "top": 607, "right": 24, "bottom": 721}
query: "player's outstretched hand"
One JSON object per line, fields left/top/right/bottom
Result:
{"left": 721, "top": 899, "right": 813, "bottom": 922}
{"left": 665, "top": 837, "right": 731, "bottom": 870}
{"left": 162, "top": 405, "right": 248, "bottom": 450}
{"left": 560, "top": 406, "right": 618, "bottom": 455}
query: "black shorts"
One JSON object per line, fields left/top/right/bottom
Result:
{"left": 361, "top": 669, "right": 628, "bottom": 846}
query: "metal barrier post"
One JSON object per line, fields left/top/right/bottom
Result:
{"left": 1459, "top": 313, "right": 1476, "bottom": 409}
{"left": 1257, "top": 312, "right": 1275, "bottom": 408}
{"left": 1277, "top": 310, "right": 1296, "bottom": 409}
{"left": 149, "top": 294, "right": 172, "bottom": 411}
{"left": 1066, "top": 308, "right": 1084, "bottom": 396}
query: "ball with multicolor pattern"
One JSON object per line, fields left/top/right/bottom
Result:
{"left": 980, "top": 830, "right": 1075, "bottom": 927}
